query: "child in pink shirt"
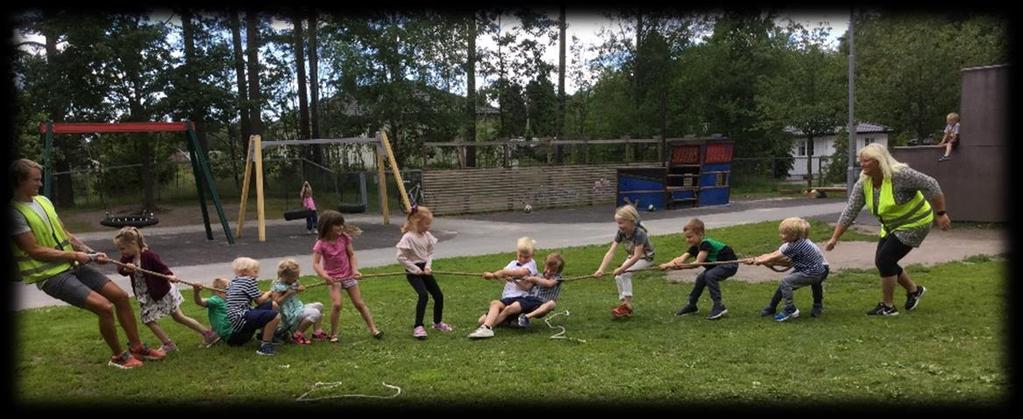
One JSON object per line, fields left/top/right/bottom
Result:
{"left": 312, "top": 210, "right": 382, "bottom": 342}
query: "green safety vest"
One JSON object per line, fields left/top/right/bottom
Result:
{"left": 11, "top": 195, "right": 73, "bottom": 283}
{"left": 864, "top": 177, "right": 934, "bottom": 238}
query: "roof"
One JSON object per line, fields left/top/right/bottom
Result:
{"left": 784, "top": 122, "right": 893, "bottom": 137}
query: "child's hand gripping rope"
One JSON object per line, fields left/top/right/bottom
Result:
{"left": 109, "top": 259, "right": 227, "bottom": 292}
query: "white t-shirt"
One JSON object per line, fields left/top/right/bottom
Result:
{"left": 396, "top": 231, "right": 438, "bottom": 272}
{"left": 500, "top": 259, "right": 538, "bottom": 299}
{"left": 10, "top": 196, "right": 54, "bottom": 236}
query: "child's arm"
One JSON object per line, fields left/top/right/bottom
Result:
{"left": 312, "top": 251, "right": 335, "bottom": 283}
{"left": 254, "top": 289, "right": 274, "bottom": 305}
{"left": 613, "top": 244, "right": 646, "bottom": 276}
{"left": 346, "top": 237, "right": 362, "bottom": 278}
{"left": 397, "top": 248, "right": 424, "bottom": 274}
{"left": 192, "top": 284, "right": 208, "bottom": 307}
{"left": 594, "top": 241, "right": 619, "bottom": 276}
{"left": 514, "top": 277, "right": 534, "bottom": 290}
{"left": 751, "top": 250, "right": 789, "bottom": 266}
{"left": 528, "top": 275, "right": 559, "bottom": 288}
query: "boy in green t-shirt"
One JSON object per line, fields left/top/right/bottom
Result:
{"left": 192, "top": 277, "right": 232, "bottom": 345}
{"left": 659, "top": 218, "right": 740, "bottom": 320}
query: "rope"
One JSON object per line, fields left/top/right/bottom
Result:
{"left": 543, "top": 310, "right": 586, "bottom": 343}
{"left": 296, "top": 381, "right": 402, "bottom": 402}
{"left": 109, "top": 259, "right": 226, "bottom": 292}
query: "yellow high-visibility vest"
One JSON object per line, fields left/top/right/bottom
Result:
{"left": 11, "top": 195, "right": 73, "bottom": 283}
{"left": 864, "top": 177, "right": 934, "bottom": 238}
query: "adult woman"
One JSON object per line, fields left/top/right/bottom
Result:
{"left": 10, "top": 158, "right": 165, "bottom": 368}
{"left": 825, "top": 144, "right": 951, "bottom": 316}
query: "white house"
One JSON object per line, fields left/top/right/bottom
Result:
{"left": 786, "top": 122, "right": 893, "bottom": 180}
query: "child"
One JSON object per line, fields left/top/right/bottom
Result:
{"left": 937, "top": 112, "right": 960, "bottom": 162}
{"left": 225, "top": 257, "right": 282, "bottom": 355}
{"left": 467, "top": 237, "right": 539, "bottom": 339}
{"left": 271, "top": 258, "right": 326, "bottom": 344}
{"left": 396, "top": 205, "right": 452, "bottom": 340}
{"left": 593, "top": 205, "right": 655, "bottom": 318}
{"left": 301, "top": 181, "right": 318, "bottom": 234}
{"left": 312, "top": 210, "right": 382, "bottom": 342}
{"left": 192, "top": 277, "right": 233, "bottom": 345}
{"left": 513, "top": 253, "right": 566, "bottom": 329}
{"left": 747, "top": 217, "right": 830, "bottom": 322}
{"left": 659, "top": 218, "right": 738, "bottom": 320}
{"left": 114, "top": 227, "right": 219, "bottom": 353}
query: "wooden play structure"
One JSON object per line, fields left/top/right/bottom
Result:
{"left": 39, "top": 121, "right": 234, "bottom": 244}
{"left": 616, "top": 137, "right": 735, "bottom": 210}
{"left": 236, "top": 131, "right": 411, "bottom": 242}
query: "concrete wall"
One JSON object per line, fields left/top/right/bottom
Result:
{"left": 891, "top": 65, "right": 1008, "bottom": 222}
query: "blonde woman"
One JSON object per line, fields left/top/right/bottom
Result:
{"left": 825, "top": 144, "right": 950, "bottom": 316}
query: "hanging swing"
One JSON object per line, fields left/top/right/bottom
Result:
{"left": 88, "top": 133, "right": 160, "bottom": 228}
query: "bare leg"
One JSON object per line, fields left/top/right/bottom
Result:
{"left": 494, "top": 302, "right": 524, "bottom": 325}
{"left": 482, "top": 301, "right": 506, "bottom": 328}
{"left": 81, "top": 292, "right": 123, "bottom": 357}
{"left": 896, "top": 270, "right": 918, "bottom": 294}
{"left": 527, "top": 301, "right": 557, "bottom": 319}
{"left": 146, "top": 321, "right": 172, "bottom": 345}
{"left": 96, "top": 281, "right": 143, "bottom": 349}
{"left": 261, "top": 314, "right": 281, "bottom": 342}
{"left": 328, "top": 284, "right": 343, "bottom": 337}
{"left": 171, "top": 308, "right": 210, "bottom": 335}
{"left": 346, "top": 286, "right": 379, "bottom": 335}
{"left": 881, "top": 275, "right": 898, "bottom": 306}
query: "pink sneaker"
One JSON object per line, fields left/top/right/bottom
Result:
{"left": 412, "top": 326, "right": 427, "bottom": 340}
{"left": 432, "top": 322, "right": 454, "bottom": 332}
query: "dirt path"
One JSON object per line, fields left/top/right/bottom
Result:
{"left": 665, "top": 227, "right": 1006, "bottom": 284}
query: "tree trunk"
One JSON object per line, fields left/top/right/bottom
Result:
{"left": 308, "top": 10, "right": 320, "bottom": 139}
{"left": 245, "top": 11, "right": 263, "bottom": 135}
{"left": 556, "top": 5, "right": 566, "bottom": 162}
{"left": 230, "top": 11, "right": 250, "bottom": 156}
{"left": 293, "top": 14, "right": 310, "bottom": 141}
{"left": 42, "top": 24, "right": 74, "bottom": 207}
{"left": 465, "top": 15, "right": 477, "bottom": 168}
{"left": 181, "top": 9, "right": 209, "bottom": 154}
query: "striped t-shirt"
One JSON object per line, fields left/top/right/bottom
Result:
{"left": 526, "top": 273, "right": 564, "bottom": 303}
{"left": 779, "top": 239, "right": 829, "bottom": 277}
{"left": 226, "top": 276, "right": 262, "bottom": 333}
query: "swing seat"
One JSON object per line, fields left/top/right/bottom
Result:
{"left": 284, "top": 208, "right": 317, "bottom": 221}
{"left": 337, "top": 203, "right": 366, "bottom": 214}
{"left": 100, "top": 213, "right": 159, "bottom": 228}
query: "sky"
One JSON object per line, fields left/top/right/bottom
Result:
{"left": 14, "top": 10, "right": 851, "bottom": 97}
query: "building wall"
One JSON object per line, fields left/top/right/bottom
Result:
{"left": 788, "top": 133, "right": 889, "bottom": 179}
{"left": 891, "top": 65, "right": 1008, "bottom": 222}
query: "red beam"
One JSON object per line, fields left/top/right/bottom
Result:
{"left": 39, "top": 122, "right": 190, "bottom": 134}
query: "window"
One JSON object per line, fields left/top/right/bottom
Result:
{"left": 864, "top": 137, "right": 875, "bottom": 146}
{"left": 797, "top": 140, "right": 807, "bottom": 156}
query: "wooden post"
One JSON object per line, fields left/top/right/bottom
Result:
{"left": 376, "top": 143, "right": 389, "bottom": 225}
{"left": 379, "top": 131, "right": 411, "bottom": 213}
{"left": 236, "top": 136, "right": 255, "bottom": 238}
{"left": 253, "top": 135, "right": 265, "bottom": 242}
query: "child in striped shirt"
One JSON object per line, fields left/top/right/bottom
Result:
{"left": 748, "top": 217, "right": 830, "bottom": 322}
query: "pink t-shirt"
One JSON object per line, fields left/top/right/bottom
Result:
{"left": 313, "top": 234, "right": 353, "bottom": 279}
{"left": 303, "top": 196, "right": 316, "bottom": 210}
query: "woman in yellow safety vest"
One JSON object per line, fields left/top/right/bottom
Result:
{"left": 825, "top": 144, "right": 951, "bottom": 317}
{"left": 10, "top": 158, "right": 165, "bottom": 369}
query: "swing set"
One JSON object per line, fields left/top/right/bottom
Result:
{"left": 39, "top": 121, "right": 235, "bottom": 244}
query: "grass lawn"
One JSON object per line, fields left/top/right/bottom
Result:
{"left": 14, "top": 221, "right": 1007, "bottom": 408}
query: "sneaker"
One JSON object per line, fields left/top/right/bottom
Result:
{"left": 468, "top": 325, "right": 494, "bottom": 339}
{"left": 292, "top": 331, "right": 312, "bottom": 345}
{"left": 202, "top": 331, "right": 221, "bottom": 348}
{"left": 866, "top": 302, "right": 899, "bottom": 316}
{"left": 433, "top": 322, "right": 454, "bottom": 332}
{"left": 905, "top": 286, "right": 927, "bottom": 311}
{"left": 774, "top": 306, "right": 800, "bottom": 322}
{"left": 129, "top": 343, "right": 166, "bottom": 361}
{"left": 706, "top": 303, "right": 728, "bottom": 320}
{"left": 938, "top": 156, "right": 950, "bottom": 162}
{"left": 759, "top": 306, "right": 777, "bottom": 317}
{"left": 161, "top": 342, "right": 178, "bottom": 354}
{"left": 413, "top": 326, "right": 428, "bottom": 340}
{"left": 674, "top": 304, "right": 698, "bottom": 316}
{"left": 517, "top": 313, "right": 530, "bottom": 328}
{"left": 810, "top": 304, "right": 823, "bottom": 318}
{"left": 108, "top": 351, "right": 143, "bottom": 369}
{"left": 256, "top": 341, "right": 276, "bottom": 356}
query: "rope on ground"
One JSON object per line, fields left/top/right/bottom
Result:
{"left": 543, "top": 310, "right": 586, "bottom": 343}
{"left": 109, "top": 259, "right": 226, "bottom": 292}
{"left": 295, "top": 381, "right": 402, "bottom": 402}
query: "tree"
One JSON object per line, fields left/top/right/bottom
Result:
{"left": 245, "top": 11, "right": 263, "bottom": 135}
{"left": 465, "top": 13, "right": 478, "bottom": 167}
{"left": 308, "top": 10, "right": 321, "bottom": 138}
{"left": 229, "top": 11, "right": 250, "bottom": 155}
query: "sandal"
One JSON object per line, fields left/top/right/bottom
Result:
{"left": 311, "top": 331, "right": 329, "bottom": 341}
{"left": 292, "top": 331, "right": 312, "bottom": 345}
{"left": 329, "top": 335, "right": 339, "bottom": 343}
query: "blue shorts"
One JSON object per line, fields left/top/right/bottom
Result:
{"left": 513, "top": 296, "right": 545, "bottom": 314}
{"left": 499, "top": 297, "right": 519, "bottom": 306}
{"left": 227, "top": 301, "right": 279, "bottom": 346}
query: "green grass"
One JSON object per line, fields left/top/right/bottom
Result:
{"left": 15, "top": 222, "right": 1007, "bottom": 407}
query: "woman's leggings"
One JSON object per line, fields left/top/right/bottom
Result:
{"left": 406, "top": 262, "right": 443, "bottom": 328}
{"left": 875, "top": 234, "right": 914, "bottom": 277}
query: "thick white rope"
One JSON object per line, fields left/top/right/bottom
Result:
{"left": 296, "top": 381, "right": 402, "bottom": 402}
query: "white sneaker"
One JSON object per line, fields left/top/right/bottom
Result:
{"left": 467, "top": 325, "right": 494, "bottom": 339}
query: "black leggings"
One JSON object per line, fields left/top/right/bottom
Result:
{"left": 875, "top": 234, "right": 914, "bottom": 277}
{"left": 406, "top": 263, "right": 444, "bottom": 328}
